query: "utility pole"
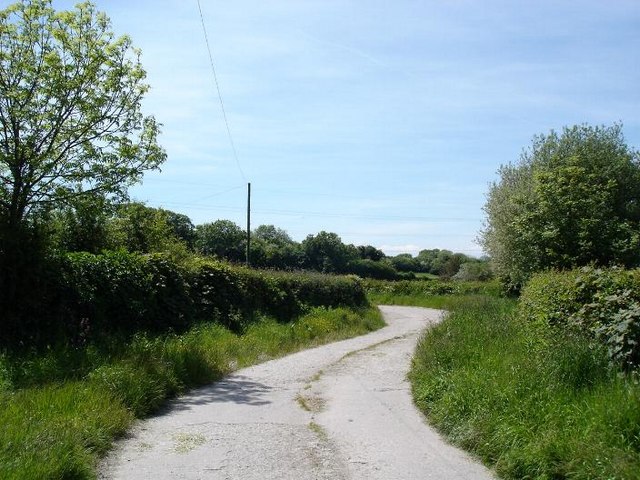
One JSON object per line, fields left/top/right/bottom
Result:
{"left": 246, "top": 182, "right": 251, "bottom": 267}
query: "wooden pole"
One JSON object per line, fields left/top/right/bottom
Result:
{"left": 246, "top": 182, "right": 251, "bottom": 267}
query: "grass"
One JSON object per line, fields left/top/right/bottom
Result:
{"left": 408, "top": 295, "right": 640, "bottom": 480}
{"left": 0, "top": 306, "right": 384, "bottom": 480}
{"left": 413, "top": 272, "right": 440, "bottom": 279}
{"left": 368, "top": 291, "right": 488, "bottom": 310}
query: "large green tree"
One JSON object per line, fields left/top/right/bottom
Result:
{"left": 251, "top": 224, "right": 303, "bottom": 270}
{"left": 253, "top": 224, "right": 293, "bottom": 246}
{"left": 195, "top": 220, "right": 246, "bottom": 262}
{"left": 480, "top": 124, "right": 640, "bottom": 290}
{"left": 0, "top": 0, "right": 165, "bottom": 228}
{"left": 302, "top": 231, "right": 357, "bottom": 273}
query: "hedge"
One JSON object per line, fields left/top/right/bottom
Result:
{"left": 519, "top": 266, "right": 640, "bottom": 369}
{"left": 0, "top": 251, "right": 368, "bottom": 348}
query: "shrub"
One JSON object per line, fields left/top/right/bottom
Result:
{"left": 1, "top": 251, "right": 369, "bottom": 348}
{"left": 520, "top": 267, "right": 640, "bottom": 369}
{"left": 347, "top": 259, "right": 400, "bottom": 280}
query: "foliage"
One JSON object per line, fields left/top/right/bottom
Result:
{"left": 164, "top": 210, "right": 196, "bottom": 248}
{"left": 365, "top": 278, "right": 502, "bottom": 298}
{"left": 415, "top": 249, "right": 465, "bottom": 276}
{"left": 48, "top": 194, "right": 113, "bottom": 253}
{"left": 193, "top": 221, "right": 401, "bottom": 278}
{"left": 410, "top": 296, "right": 639, "bottom": 480}
{"left": 195, "top": 219, "right": 246, "bottom": 262}
{"left": 480, "top": 123, "right": 640, "bottom": 289}
{"left": 452, "top": 261, "right": 493, "bottom": 281}
{"left": 249, "top": 237, "right": 305, "bottom": 270}
{"left": 0, "top": 0, "right": 165, "bottom": 228}
{"left": 301, "top": 230, "right": 358, "bottom": 273}
{"left": 0, "top": 305, "right": 384, "bottom": 479}
{"left": 520, "top": 266, "right": 640, "bottom": 369}
{"left": 0, "top": 222, "right": 61, "bottom": 345}
{"left": 357, "top": 244, "right": 385, "bottom": 261}
{"left": 0, "top": 250, "right": 368, "bottom": 348}
{"left": 249, "top": 224, "right": 304, "bottom": 270}
{"left": 0, "top": 0, "right": 165, "bottom": 338}
{"left": 48, "top": 200, "right": 193, "bottom": 255}
{"left": 389, "top": 253, "right": 422, "bottom": 273}
{"left": 347, "top": 258, "right": 399, "bottom": 280}
{"left": 388, "top": 249, "right": 487, "bottom": 278}
{"left": 106, "top": 202, "right": 177, "bottom": 253}
{"left": 253, "top": 224, "right": 293, "bottom": 246}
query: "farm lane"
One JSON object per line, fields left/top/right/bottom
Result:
{"left": 99, "top": 306, "right": 494, "bottom": 479}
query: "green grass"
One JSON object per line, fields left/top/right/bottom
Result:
{"left": 0, "top": 306, "right": 384, "bottom": 480}
{"left": 368, "top": 292, "right": 489, "bottom": 310}
{"left": 409, "top": 295, "right": 640, "bottom": 480}
{"left": 413, "top": 272, "right": 440, "bottom": 279}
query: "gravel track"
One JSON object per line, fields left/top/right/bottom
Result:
{"left": 99, "top": 305, "right": 495, "bottom": 479}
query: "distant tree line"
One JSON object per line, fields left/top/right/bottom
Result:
{"left": 387, "top": 250, "right": 492, "bottom": 280}
{"left": 38, "top": 199, "right": 491, "bottom": 281}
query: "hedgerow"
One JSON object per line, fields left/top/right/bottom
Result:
{"left": 0, "top": 251, "right": 368, "bottom": 348}
{"left": 520, "top": 266, "right": 640, "bottom": 369}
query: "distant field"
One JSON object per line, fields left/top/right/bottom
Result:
{"left": 412, "top": 272, "right": 440, "bottom": 279}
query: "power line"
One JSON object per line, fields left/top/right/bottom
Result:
{"left": 196, "top": 0, "right": 246, "bottom": 182}
{"left": 147, "top": 200, "right": 481, "bottom": 223}
{"left": 190, "top": 185, "right": 245, "bottom": 203}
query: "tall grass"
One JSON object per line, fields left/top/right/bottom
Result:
{"left": 365, "top": 277, "right": 503, "bottom": 310}
{"left": 0, "top": 306, "right": 384, "bottom": 480}
{"left": 410, "top": 296, "right": 640, "bottom": 479}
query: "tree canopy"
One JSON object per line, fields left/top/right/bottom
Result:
{"left": 302, "top": 231, "right": 357, "bottom": 273}
{"left": 480, "top": 123, "right": 640, "bottom": 289}
{"left": 0, "top": 0, "right": 165, "bottom": 228}
{"left": 195, "top": 220, "right": 246, "bottom": 262}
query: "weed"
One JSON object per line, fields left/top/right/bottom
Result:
{"left": 308, "top": 422, "right": 328, "bottom": 441}
{"left": 172, "top": 432, "right": 206, "bottom": 454}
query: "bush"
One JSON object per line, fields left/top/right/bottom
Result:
{"left": 346, "top": 259, "right": 400, "bottom": 280}
{"left": 520, "top": 267, "right": 640, "bottom": 369}
{"left": 1, "top": 251, "right": 369, "bottom": 348}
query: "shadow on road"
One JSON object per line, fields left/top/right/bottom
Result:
{"left": 169, "top": 375, "right": 273, "bottom": 411}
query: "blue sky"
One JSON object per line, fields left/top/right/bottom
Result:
{"left": 44, "top": 0, "right": 640, "bottom": 256}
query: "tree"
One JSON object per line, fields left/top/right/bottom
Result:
{"left": 0, "top": 0, "right": 165, "bottom": 229}
{"left": 480, "top": 124, "right": 640, "bottom": 290}
{"left": 357, "top": 245, "right": 385, "bottom": 262}
{"left": 195, "top": 220, "right": 245, "bottom": 262}
{"left": 302, "top": 231, "right": 356, "bottom": 273}
{"left": 106, "top": 202, "right": 175, "bottom": 253}
{"left": 253, "top": 224, "right": 293, "bottom": 246}
{"left": 164, "top": 210, "right": 195, "bottom": 249}
{"left": 390, "top": 253, "right": 421, "bottom": 273}
{"left": 49, "top": 193, "right": 113, "bottom": 253}
{"left": 439, "top": 253, "right": 467, "bottom": 278}
{"left": 250, "top": 225, "right": 304, "bottom": 270}
{"left": 453, "top": 261, "right": 493, "bottom": 281}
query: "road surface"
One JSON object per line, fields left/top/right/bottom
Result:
{"left": 99, "top": 306, "right": 495, "bottom": 479}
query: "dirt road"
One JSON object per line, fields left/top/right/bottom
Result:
{"left": 99, "top": 306, "right": 494, "bottom": 479}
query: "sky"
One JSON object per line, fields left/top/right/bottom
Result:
{"left": 35, "top": 0, "right": 640, "bottom": 256}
